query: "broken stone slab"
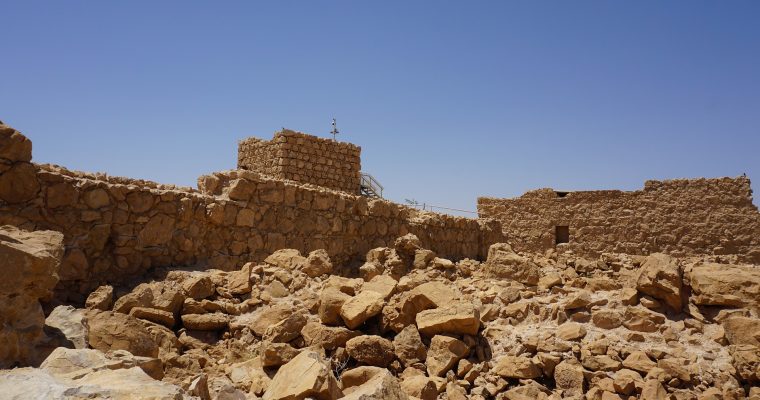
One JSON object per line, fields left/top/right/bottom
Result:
{"left": 415, "top": 302, "right": 480, "bottom": 336}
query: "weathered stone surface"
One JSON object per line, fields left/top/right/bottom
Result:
{"left": 485, "top": 243, "right": 540, "bottom": 285}
{"left": 400, "top": 375, "right": 437, "bottom": 400}
{"left": 623, "top": 306, "right": 665, "bottom": 333}
{"left": 45, "top": 305, "right": 89, "bottom": 349}
{"left": 622, "top": 351, "right": 656, "bottom": 373}
{"left": 0, "top": 162, "right": 40, "bottom": 203}
{"left": 260, "top": 341, "right": 300, "bottom": 367}
{"left": 85, "top": 285, "right": 114, "bottom": 310}
{"left": 592, "top": 309, "right": 623, "bottom": 329}
{"left": 493, "top": 355, "right": 542, "bottom": 379}
{"left": 86, "top": 310, "right": 159, "bottom": 358}
{"left": 248, "top": 303, "right": 293, "bottom": 336}
{"left": 341, "top": 290, "right": 385, "bottom": 329}
{"left": 0, "top": 226, "right": 64, "bottom": 368}
{"left": 640, "top": 379, "right": 668, "bottom": 400}
{"left": 182, "top": 275, "right": 215, "bottom": 300}
{"left": 346, "top": 335, "right": 395, "bottom": 367}
{"left": 690, "top": 263, "right": 760, "bottom": 308}
{"left": 302, "top": 249, "right": 333, "bottom": 277}
{"left": 0, "top": 362, "right": 187, "bottom": 400}
{"left": 557, "top": 322, "right": 587, "bottom": 341}
{"left": 416, "top": 302, "right": 480, "bottom": 336}
{"left": 393, "top": 324, "right": 427, "bottom": 367}
{"left": 181, "top": 313, "right": 228, "bottom": 331}
{"left": 722, "top": 317, "right": 760, "bottom": 346}
{"left": 130, "top": 307, "right": 176, "bottom": 328}
{"left": 262, "top": 350, "right": 342, "bottom": 400}
{"left": 225, "top": 263, "right": 252, "bottom": 295}
{"left": 263, "top": 311, "right": 306, "bottom": 342}
{"left": 0, "top": 122, "right": 33, "bottom": 162}
{"left": 478, "top": 176, "right": 760, "bottom": 264}
{"left": 319, "top": 287, "right": 352, "bottom": 326}
{"left": 636, "top": 253, "right": 683, "bottom": 311}
{"left": 361, "top": 274, "right": 397, "bottom": 300}
{"left": 553, "top": 359, "right": 585, "bottom": 396}
{"left": 426, "top": 335, "right": 469, "bottom": 377}
{"left": 264, "top": 248, "right": 306, "bottom": 270}
{"left": 301, "top": 321, "right": 360, "bottom": 351}
{"left": 341, "top": 366, "right": 408, "bottom": 400}
{"left": 564, "top": 290, "right": 592, "bottom": 310}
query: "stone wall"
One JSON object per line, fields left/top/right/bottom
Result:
{"left": 238, "top": 129, "right": 362, "bottom": 194}
{"left": 478, "top": 177, "right": 760, "bottom": 262}
{"left": 0, "top": 123, "right": 502, "bottom": 303}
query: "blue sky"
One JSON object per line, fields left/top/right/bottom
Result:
{"left": 2, "top": 1, "right": 759, "bottom": 213}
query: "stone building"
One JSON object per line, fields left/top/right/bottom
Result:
{"left": 478, "top": 176, "right": 760, "bottom": 263}
{"left": 238, "top": 129, "right": 362, "bottom": 194}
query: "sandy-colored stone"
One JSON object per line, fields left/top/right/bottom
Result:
{"left": 416, "top": 302, "right": 480, "bottom": 336}
{"left": 426, "top": 335, "right": 469, "bottom": 377}
{"left": 262, "top": 350, "right": 342, "bottom": 400}
{"left": 341, "top": 290, "right": 385, "bottom": 329}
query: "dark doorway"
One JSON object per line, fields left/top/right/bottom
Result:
{"left": 555, "top": 226, "right": 569, "bottom": 244}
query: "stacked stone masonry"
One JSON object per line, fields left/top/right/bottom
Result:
{"left": 478, "top": 177, "right": 760, "bottom": 263}
{"left": 238, "top": 129, "right": 362, "bottom": 194}
{"left": 0, "top": 123, "right": 503, "bottom": 303}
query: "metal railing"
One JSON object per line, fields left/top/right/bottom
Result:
{"left": 360, "top": 173, "right": 384, "bottom": 198}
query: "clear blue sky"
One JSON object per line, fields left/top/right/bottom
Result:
{"left": 2, "top": 1, "right": 759, "bottom": 214}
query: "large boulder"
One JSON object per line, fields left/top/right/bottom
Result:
{"left": 264, "top": 249, "right": 306, "bottom": 270}
{"left": 0, "top": 226, "right": 64, "bottom": 368}
{"left": 493, "top": 355, "right": 542, "bottom": 379}
{"left": 346, "top": 335, "right": 395, "bottom": 367}
{"left": 636, "top": 253, "right": 683, "bottom": 311}
{"left": 341, "top": 290, "right": 385, "bottom": 329}
{"left": 0, "top": 122, "right": 32, "bottom": 162}
{"left": 301, "top": 321, "right": 360, "bottom": 351}
{"left": 44, "top": 305, "right": 89, "bottom": 349}
{"left": 0, "top": 346, "right": 185, "bottom": 399}
{"left": 341, "top": 366, "right": 408, "bottom": 400}
{"left": 393, "top": 325, "right": 427, "bottom": 367}
{"left": 86, "top": 310, "right": 160, "bottom": 358}
{"left": 426, "top": 335, "right": 469, "bottom": 377}
{"left": 0, "top": 366, "right": 187, "bottom": 400}
{"left": 722, "top": 317, "right": 760, "bottom": 347}
{"left": 262, "top": 350, "right": 342, "bottom": 400}
{"left": 382, "top": 281, "right": 457, "bottom": 333}
{"left": 302, "top": 249, "right": 333, "bottom": 277}
{"left": 415, "top": 302, "right": 480, "bottom": 336}
{"left": 484, "top": 243, "right": 540, "bottom": 285}
{"left": 690, "top": 263, "right": 760, "bottom": 308}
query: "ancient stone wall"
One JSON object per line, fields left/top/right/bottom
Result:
{"left": 478, "top": 177, "right": 760, "bottom": 262}
{"left": 0, "top": 123, "right": 502, "bottom": 303}
{"left": 238, "top": 129, "right": 362, "bottom": 194}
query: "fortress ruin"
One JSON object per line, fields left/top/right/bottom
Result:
{"left": 1, "top": 121, "right": 760, "bottom": 398}
{"left": 478, "top": 177, "right": 760, "bottom": 263}
{"left": 0, "top": 124, "right": 503, "bottom": 303}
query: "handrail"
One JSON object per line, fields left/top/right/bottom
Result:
{"left": 360, "top": 172, "right": 384, "bottom": 198}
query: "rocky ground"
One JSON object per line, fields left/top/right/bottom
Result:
{"left": 1, "top": 229, "right": 759, "bottom": 399}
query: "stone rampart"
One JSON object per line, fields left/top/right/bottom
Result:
{"left": 478, "top": 177, "right": 760, "bottom": 262}
{"left": 0, "top": 123, "right": 502, "bottom": 302}
{"left": 238, "top": 129, "right": 361, "bottom": 194}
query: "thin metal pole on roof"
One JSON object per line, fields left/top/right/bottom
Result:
{"left": 330, "top": 118, "right": 339, "bottom": 141}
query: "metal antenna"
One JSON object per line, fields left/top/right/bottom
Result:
{"left": 330, "top": 118, "right": 339, "bottom": 141}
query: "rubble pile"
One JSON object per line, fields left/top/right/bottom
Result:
{"left": 2, "top": 229, "right": 759, "bottom": 399}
